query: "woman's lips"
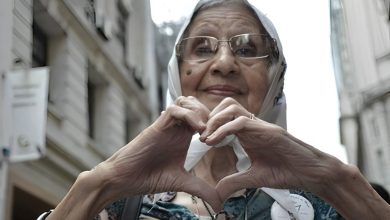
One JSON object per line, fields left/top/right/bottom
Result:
{"left": 204, "top": 85, "right": 241, "bottom": 97}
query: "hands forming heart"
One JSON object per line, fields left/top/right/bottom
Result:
{"left": 101, "top": 96, "right": 340, "bottom": 212}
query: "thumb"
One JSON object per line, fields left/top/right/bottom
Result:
{"left": 216, "top": 169, "right": 263, "bottom": 203}
{"left": 179, "top": 174, "right": 223, "bottom": 212}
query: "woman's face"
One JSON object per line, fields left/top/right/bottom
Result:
{"left": 179, "top": 4, "right": 269, "bottom": 114}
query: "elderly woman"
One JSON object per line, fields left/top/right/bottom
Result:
{"left": 41, "top": 0, "right": 390, "bottom": 219}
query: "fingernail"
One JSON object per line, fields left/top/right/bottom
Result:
{"left": 199, "top": 131, "right": 206, "bottom": 138}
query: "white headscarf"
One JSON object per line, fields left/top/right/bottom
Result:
{"left": 165, "top": 0, "right": 298, "bottom": 217}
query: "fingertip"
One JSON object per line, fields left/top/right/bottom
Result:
{"left": 204, "top": 137, "right": 214, "bottom": 146}
{"left": 199, "top": 133, "right": 207, "bottom": 142}
{"left": 204, "top": 134, "right": 221, "bottom": 146}
{"left": 199, "top": 128, "right": 213, "bottom": 143}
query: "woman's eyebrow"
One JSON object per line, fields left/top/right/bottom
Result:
{"left": 188, "top": 24, "right": 261, "bottom": 37}
{"left": 187, "top": 22, "right": 220, "bottom": 35}
{"left": 189, "top": 28, "right": 216, "bottom": 36}
{"left": 229, "top": 25, "right": 262, "bottom": 35}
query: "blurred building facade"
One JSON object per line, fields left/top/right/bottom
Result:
{"left": 154, "top": 20, "right": 183, "bottom": 111}
{"left": 0, "top": 0, "right": 159, "bottom": 219}
{"left": 330, "top": 0, "right": 390, "bottom": 189}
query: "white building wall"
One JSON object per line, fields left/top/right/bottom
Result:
{"left": 331, "top": 0, "right": 390, "bottom": 190}
{"left": 342, "top": 0, "right": 378, "bottom": 89}
{"left": 94, "top": 84, "right": 127, "bottom": 154}
{"left": 0, "top": 0, "right": 159, "bottom": 219}
{"left": 63, "top": 31, "right": 89, "bottom": 149}
{"left": 143, "top": 0, "right": 159, "bottom": 119}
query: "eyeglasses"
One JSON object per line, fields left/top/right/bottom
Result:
{"left": 176, "top": 33, "right": 273, "bottom": 62}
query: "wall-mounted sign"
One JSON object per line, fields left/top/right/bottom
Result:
{"left": 2, "top": 67, "right": 49, "bottom": 162}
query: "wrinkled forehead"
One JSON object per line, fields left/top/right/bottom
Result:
{"left": 177, "top": 1, "right": 281, "bottom": 45}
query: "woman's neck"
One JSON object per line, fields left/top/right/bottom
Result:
{"left": 193, "top": 146, "right": 238, "bottom": 186}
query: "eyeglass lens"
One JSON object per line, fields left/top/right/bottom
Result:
{"left": 178, "top": 34, "right": 269, "bottom": 61}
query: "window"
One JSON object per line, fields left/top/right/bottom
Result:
{"left": 379, "top": 0, "right": 390, "bottom": 20}
{"left": 85, "top": 0, "right": 96, "bottom": 25}
{"left": 87, "top": 78, "right": 96, "bottom": 139}
{"left": 87, "top": 61, "right": 100, "bottom": 139}
{"left": 32, "top": 21, "right": 48, "bottom": 68}
{"left": 388, "top": 1, "right": 390, "bottom": 20}
{"left": 84, "top": 0, "right": 113, "bottom": 40}
{"left": 124, "top": 104, "right": 141, "bottom": 143}
{"left": 116, "top": 2, "right": 129, "bottom": 57}
{"left": 124, "top": 105, "right": 131, "bottom": 143}
{"left": 87, "top": 60, "right": 107, "bottom": 140}
{"left": 383, "top": 0, "right": 390, "bottom": 20}
{"left": 32, "top": 0, "right": 54, "bottom": 106}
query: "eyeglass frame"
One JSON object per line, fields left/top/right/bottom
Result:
{"left": 175, "top": 33, "right": 279, "bottom": 62}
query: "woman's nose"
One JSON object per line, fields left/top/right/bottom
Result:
{"left": 210, "top": 44, "right": 240, "bottom": 76}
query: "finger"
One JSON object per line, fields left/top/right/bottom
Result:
{"left": 174, "top": 96, "right": 190, "bottom": 109}
{"left": 204, "top": 116, "right": 248, "bottom": 145}
{"left": 200, "top": 107, "right": 237, "bottom": 141}
{"left": 201, "top": 105, "right": 251, "bottom": 141}
{"left": 175, "top": 96, "right": 210, "bottom": 126}
{"left": 201, "top": 99, "right": 252, "bottom": 141}
{"left": 168, "top": 105, "right": 206, "bottom": 132}
{"left": 156, "top": 105, "right": 206, "bottom": 132}
{"left": 178, "top": 175, "right": 223, "bottom": 212}
{"left": 176, "top": 96, "right": 207, "bottom": 110}
{"left": 208, "top": 97, "right": 242, "bottom": 118}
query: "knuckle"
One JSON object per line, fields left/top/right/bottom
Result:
{"left": 225, "top": 105, "right": 242, "bottom": 117}
{"left": 175, "top": 96, "right": 184, "bottom": 105}
{"left": 222, "top": 97, "right": 236, "bottom": 104}
{"left": 176, "top": 96, "right": 185, "bottom": 101}
{"left": 166, "top": 105, "right": 177, "bottom": 113}
{"left": 271, "top": 124, "right": 285, "bottom": 135}
{"left": 236, "top": 115, "right": 248, "bottom": 122}
{"left": 231, "top": 104, "right": 242, "bottom": 112}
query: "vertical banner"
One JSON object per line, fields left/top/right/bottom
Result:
{"left": 3, "top": 67, "right": 49, "bottom": 162}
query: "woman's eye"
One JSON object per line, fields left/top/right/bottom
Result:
{"left": 194, "top": 46, "right": 213, "bottom": 57}
{"left": 234, "top": 46, "right": 257, "bottom": 57}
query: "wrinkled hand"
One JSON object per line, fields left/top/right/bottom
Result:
{"left": 96, "top": 96, "right": 223, "bottom": 209}
{"left": 199, "top": 98, "right": 341, "bottom": 203}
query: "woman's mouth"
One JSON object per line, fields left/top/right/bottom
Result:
{"left": 204, "top": 85, "right": 241, "bottom": 97}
